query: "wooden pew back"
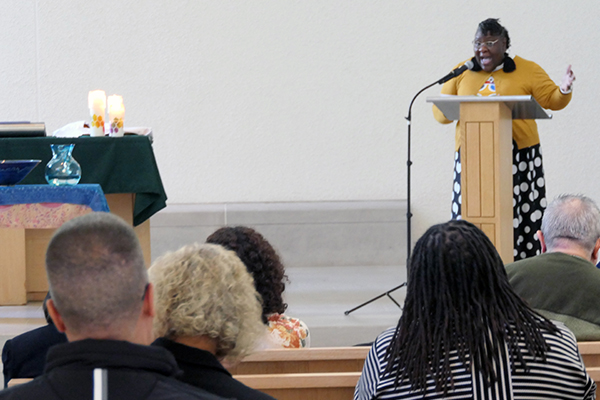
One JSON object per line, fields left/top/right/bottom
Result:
{"left": 228, "top": 346, "right": 370, "bottom": 375}
{"left": 234, "top": 372, "right": 361, "bottom": 400}
{"left": 8, "top": 341, "right": 600, "bottom": 399}
{"left": 578, "top": 341, "right": 600, "bottom": 368}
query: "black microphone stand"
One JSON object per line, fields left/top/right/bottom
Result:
{"left": 344, "top": 79, "right": 442, "bottom": 316}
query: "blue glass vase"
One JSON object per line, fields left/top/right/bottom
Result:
{"left": 45, "top": 144, "right": 81, "bottom": 186}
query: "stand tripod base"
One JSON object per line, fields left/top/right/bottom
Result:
{"left": 344, "top": 282, "right": 406, "bottom": 315}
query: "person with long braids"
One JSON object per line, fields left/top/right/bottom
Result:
{"left": 354, "top": 220, "right": 595, "bottom": 400}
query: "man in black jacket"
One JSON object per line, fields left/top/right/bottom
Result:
{"left": 0, "top": 212, "right": 226, "bottom": 400}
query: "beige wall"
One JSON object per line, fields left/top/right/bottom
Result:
{"left": 0, "top": 0, "right": 595, "bottom": 246}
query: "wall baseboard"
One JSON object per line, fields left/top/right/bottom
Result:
{"left": 150, "top": 200, "right": 407, "bottom": 267}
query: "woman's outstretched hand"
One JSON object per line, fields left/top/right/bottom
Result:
{"left": 560, "top": 65, "right": 576, "bottom": 93}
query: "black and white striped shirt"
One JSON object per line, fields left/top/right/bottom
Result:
{"left": 355, "top": 322, "right": 596, "bottom": 400}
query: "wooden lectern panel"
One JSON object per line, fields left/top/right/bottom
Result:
{"left": 460, "top": 102, "right": 514, "bottom": 264}
{"left": 478, "top": 223, "right": 496, "bottom": 244}
{"left": 465, "top": 122, "right": 496, "bottom": 218}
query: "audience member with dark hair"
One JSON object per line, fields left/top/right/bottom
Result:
{"left": 150, "top": 243, "right": 276, "bottom": 400}
{"left": 355, "top": 220, "right": 595, "bottom": 400}
{"left": 0, "top": 212, "right": 224, "bottom": 400}
{"left": 506, "top": 194, "right": 600, "bottom": 340}
{"left": 207, "top": 226, "right": 309, "bottom": 348}
{"left": 1, "top": 294, "right": 67, "bottom": 387}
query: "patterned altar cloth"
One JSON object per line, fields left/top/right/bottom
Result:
{"left": 0, "top": 184, "right": 109, "bottom": 228}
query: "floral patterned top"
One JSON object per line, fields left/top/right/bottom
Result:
{"left": 262, "top": 313, "right": 310, "bottom": 349}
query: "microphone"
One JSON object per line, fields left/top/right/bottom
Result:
{"left": 437, "top": 60, "right": 474, "bottom": 84}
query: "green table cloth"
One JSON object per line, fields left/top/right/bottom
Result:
{"left": 0, "top": 136, "right": 167, "bottom": 225}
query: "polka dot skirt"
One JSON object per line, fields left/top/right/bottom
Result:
{"left": 451, "top": 142, "right": 547, "bottom": 261}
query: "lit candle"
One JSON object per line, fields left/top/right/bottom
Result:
{"left": 88, "top": 90, "right": 106, "bottom": 137}
{"left": 107, "top": 95, "right": 125, "bottom": 137}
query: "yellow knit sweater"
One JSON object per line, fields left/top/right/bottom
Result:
{"left": 432, "top": 55, "right": 572, "bottom": 151}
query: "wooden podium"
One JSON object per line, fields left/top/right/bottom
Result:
{"left": 427, "top": 95, "right": 551, "bottom": 264}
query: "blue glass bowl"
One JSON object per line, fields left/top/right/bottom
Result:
{"left": 0, "top": 160, "right": 42, "bottom": 186}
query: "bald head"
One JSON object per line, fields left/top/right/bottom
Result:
{"left": 46, "top": 212, "right": 148, "bottom": 338}
{"left": 541, "top": 194, "right": 600, "bottom": 254}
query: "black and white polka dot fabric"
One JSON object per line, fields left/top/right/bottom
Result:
{"left": 451, "top": 142, "right": 546, "bottom": 261}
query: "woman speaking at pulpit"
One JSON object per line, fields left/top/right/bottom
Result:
{"left": 433, "top": 18, "right": 576, "bottom": 260}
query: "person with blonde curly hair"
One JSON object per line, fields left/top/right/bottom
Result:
{"left": 150, "top": 243, "right": 276, "bottom": 400}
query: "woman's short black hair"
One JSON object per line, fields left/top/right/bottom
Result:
{"left": 478, "top": 18, "right": 511, "bottom": 50}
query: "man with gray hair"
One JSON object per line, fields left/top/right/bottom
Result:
{"left": 506, "top": 194, "right": 600, "bottom": 340}
{"left": 0, "top": 212, "right": 224, "bottom": 400}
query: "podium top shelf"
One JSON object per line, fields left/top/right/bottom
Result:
{"left": 427, "top": 95, "right": 552, "bottom": 121}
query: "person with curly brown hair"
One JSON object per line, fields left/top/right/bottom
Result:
{"left": 206, "top": 226, "right": 310, "bottom": 348}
